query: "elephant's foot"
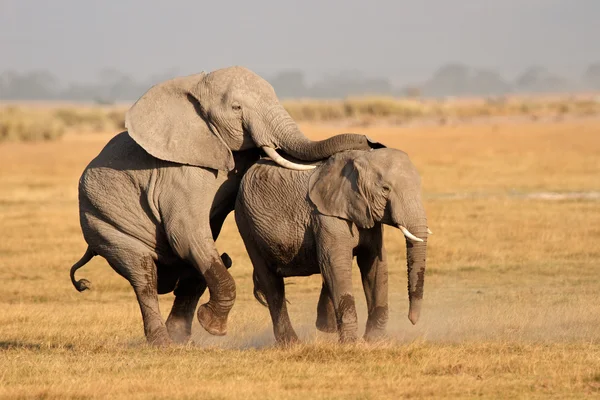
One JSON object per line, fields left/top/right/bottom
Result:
{"left": 166, "top": 317, "right": 192, "bottom": 344}
{"left": 275, "top": 330, "right": 300, "bottom": 346}
{"left": 338, "top": 331, "right": 359, "bottom": 344}
{"left": 316, "top": 311, "right": 337, "bottom": 333}
{"left": 198, "top": 302, "right": 228, "bottom": 336}
{"left": 146, "top": 328, "right": 173, "bottom": 347}
{"left": 364, "top": 306, "right": 389, "bottom": 342}
{"left": 363, "top": 328, "right": 387, "bottom": 342}
{"left": 337, "top": 294, "right": 358, "bottom": 343}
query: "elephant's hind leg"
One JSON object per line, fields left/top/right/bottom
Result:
{"left": 85, "top": 218, "right": 172, "bottom": 346}
{"left": 166, "top": 271, "right": 204, "bottom": 344}
{"left": 108, "top": 254, "right": 172, "bottom": 346}
{"left": 256, "top": 267, "right": 298, "bottom": 345}
{"left": 244, "top": 244, "right": 297, "bottom": 344}
{"left": 128, "top": 255, "right": 172, "bottom": 346}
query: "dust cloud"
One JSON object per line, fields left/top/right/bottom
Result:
{"left": 187, "top": 282, "right": 599, "bottom": 349}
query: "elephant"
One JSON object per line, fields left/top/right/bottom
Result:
{"left": 68, "top": 66, "right": 383, "bottom": 346}
{"left": 234, "top": 148, "right": 429, "bottom": 344}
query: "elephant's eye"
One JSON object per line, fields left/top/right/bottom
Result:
{"left": 232, "top": 103, "right": 242, "bottom": 111}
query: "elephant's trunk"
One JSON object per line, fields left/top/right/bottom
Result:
{"left": 252, "top": 104, "right": 380, "bottom": 162}
{"left": 394, "top": 213, "right": 428, "bottom": 325}
{"left": 406, "top": 233, "right": 427, "bottom": 325}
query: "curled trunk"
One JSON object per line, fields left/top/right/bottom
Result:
{"left": 252, "top": 104, "right": 380, "bottom": 161}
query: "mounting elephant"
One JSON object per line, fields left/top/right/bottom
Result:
{"left": 68, "top": 66, "right": 383, "bottom": 346}
{"left": 235, "top": 148, "right": 429, "bottom": 344}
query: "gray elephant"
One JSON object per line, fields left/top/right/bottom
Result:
{"left": 235, "top": 148, "right": 429, "bottom": 344}
{"left": 68, "top": 66, "right": 383, "bottom": 346}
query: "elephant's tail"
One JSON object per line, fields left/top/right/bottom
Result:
{"left": 252, "top": 271, "right": 268, "bottom": 307}
{"left": 70, "top": 247, "right": 96, "bottom": 292}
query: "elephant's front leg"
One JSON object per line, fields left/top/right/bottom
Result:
{"left": 316, "top": 234, "right": 358, "bottom": 342}
{"left": 357, "top": 241, "right": 389, "bottom": 341}
{"left": 160, "top": 171, "right": 240, "bottom": 337}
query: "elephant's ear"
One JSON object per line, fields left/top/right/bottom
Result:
{"left": 125, "top": 73, "right": 234, "bottom": 171}
{"left": 308, "top": 152, "right": 375, "bottom": 229}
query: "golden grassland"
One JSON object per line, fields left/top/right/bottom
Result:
{"left": 1, "top": 93, "right": 600, "bottom": 142}
{"left": 1, "top": 117, "right": 600, "bottom": 398}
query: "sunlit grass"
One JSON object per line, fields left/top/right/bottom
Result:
{"left": 0, "top": 119, "right": 599, "bottom": 398}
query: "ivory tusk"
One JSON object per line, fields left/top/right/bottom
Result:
{"left": 427, "top": 228, "right": 433, "bottom": 235}
{"left": 399, "top": 226, "right": 424, "bottom": 242}
{"left": 261, "top": 147, "right": 316, "bottom": 171}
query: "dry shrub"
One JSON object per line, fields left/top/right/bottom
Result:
{"left": 0, "top": 106, "right": 65, "bottom": 142}
{"left": 344, "top": 97, "right": 427, "bottom": 119}
{"left": 54, "top": 107, "right": 126, "bottom": 132}
{"left": 283, "top": 100, "right": 346, "bottom": 121}
{"left": 284, "top": 95, "right": 600, "bottom": 122}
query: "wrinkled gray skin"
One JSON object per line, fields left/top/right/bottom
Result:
{"left": 235, "top": 148, "right": 428, "bottom": 344}
{"left": 69, "top": 66, "right": 382, "bottom": 346}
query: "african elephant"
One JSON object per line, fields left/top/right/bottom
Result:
{"left": 68, "top": 66, "right": 382, "bottom": 346}
{"left": 235, "top": 148, "right": 429, "bottom": 344}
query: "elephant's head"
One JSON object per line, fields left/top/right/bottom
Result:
{"left": 125, "top": 66, "right": 383, "bottom": 171}
{"left": 308, "top": 148, "right": 429, "bottom": 325}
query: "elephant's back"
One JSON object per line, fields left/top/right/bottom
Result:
{"left": 239, "top": 159, "right": 312, "bottom": 210}
{"left": 79, "top": 132, "right": 156, "bottom": 207}
{"left": 236, "top": 160, "right": 313, "bottom": 264}
{"left": 85, "top": 131, "right": 158, "bottom": 172}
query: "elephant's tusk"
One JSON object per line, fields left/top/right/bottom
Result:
{"left": 427, "top": 228, "right": 433, "bottom": 235}
{"left": 261, "top": 147, "right": 316, "bottom": 171}
{"left": 400, "top": 226, "right": 424, "bottom": 242}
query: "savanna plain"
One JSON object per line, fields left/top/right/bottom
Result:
{"left": 1, "top": 113, "right": 600, "bottom": 398}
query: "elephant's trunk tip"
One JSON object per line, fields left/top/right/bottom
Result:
{"left": 408, "top": 299, "right": 422, "bottom": 325}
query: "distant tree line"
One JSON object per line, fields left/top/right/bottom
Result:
{"left": 2, "top": 63, "right": 600, "bottom": 103}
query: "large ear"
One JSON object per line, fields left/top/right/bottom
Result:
{"left": 125, "top": 73, "right": 234, "bottom": 171}
{"left": 308, "top": 152, "right": 375, "bottom": 229}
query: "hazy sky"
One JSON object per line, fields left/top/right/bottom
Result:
{"left": 1, "top": 0, "right": 598, "bottom": 84}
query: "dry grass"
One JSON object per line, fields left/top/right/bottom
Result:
{"left": 0, "top": 105, "right": 125, "bottom": 142}
{"left": 283, "top": 95, "right": 600, "bottom": 123}
{"left": 1, "top": 118, "right": 600, "bottom": 398}
{"left": 1, "top": 94, "right": 599, "bottom": 142}
{"left": 0, "top": 107, "right": 66, "bottom": 142}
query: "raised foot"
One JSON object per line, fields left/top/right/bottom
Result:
{"left": 198, "top": 303, "right": 228, "bottom": 336}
